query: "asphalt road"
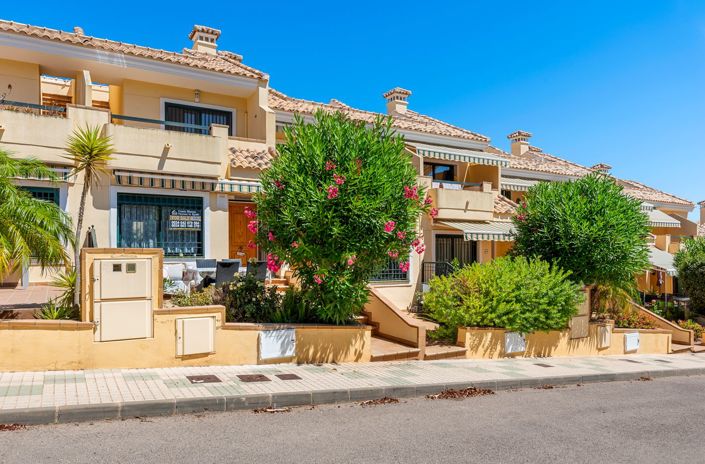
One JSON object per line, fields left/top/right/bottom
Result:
{"left": 2, "top": 375, "right": 705, "bottom": 463}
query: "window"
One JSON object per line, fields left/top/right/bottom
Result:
{"left": 117, "top": 193, "right": 204, "bottom": 257}
{"left": 423, "top": 163, "right": 455, "bottom": 181}
{"left": 24, "top": 186, "right": 60, "bottom": 205}
{"left": 164, "top": 102, "right": 233, "bottom": 136}
{"left": 435, "top": 234, "right": 477, "bottom": 265}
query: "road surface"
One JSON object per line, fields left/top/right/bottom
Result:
{"left": 1, "top": 375, "right": 705, "bottom": 463}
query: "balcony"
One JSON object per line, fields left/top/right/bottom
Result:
{"left": 0, "top": 101, "right": 73, "bottom": 163}
{"left": 429, "top": 180, "right": 495, "bottom": 221}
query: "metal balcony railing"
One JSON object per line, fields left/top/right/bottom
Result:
{"left": 422, "top": 261, "right": 455, "bottom": 283}
{"left": 0, "top": 99, "right": 66, "bottom": 117}
{"left": 111, "top": 114, "right": 211, "bottom": 133}
{"left": 371, "top": 257, "right": 409, "bottom": 282}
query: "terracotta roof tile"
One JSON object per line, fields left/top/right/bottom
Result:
{"left": 268, "top": 89, "right": 489, "bottom": 142}
{"left": 494, "top": 195, "right": 518, "bottom": 215}
{"left": 488, "top": 145, "right": 592, "bottom": 178}
{"left": 0, "top": 20, "right": 266, "bottom": 80}
{"left": 229, "top": 146, "right": 274, "bottom": 170}
{"left": 617, "top": 178, "right": 693, "bottom": 207}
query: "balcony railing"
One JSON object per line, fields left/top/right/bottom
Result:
{"left": 422, "top": 261, "right": 455, "bottom": 283}
{"left": 371, "top": 257, "right": 409, "bottom": 282}
{"left": 431, "top": 180, "right": 482, "bottom": 191}
{"left": 0, "top": 99, "right": 66, "bottom": 117}
{"left": 111, "top": 114, "right": 211, "bottom": 134}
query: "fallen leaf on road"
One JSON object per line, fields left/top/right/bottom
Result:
{"left": 359, "top": 397, "right": 399, "bottom": 407}
{"left": 0, "top": 424, "right": 26, "bottom": 432}
{"left": 426, "top": 387, "right": 494, "bottom": 400}
{"left": 253, "top": 407, "right": 291, "bottom": 414}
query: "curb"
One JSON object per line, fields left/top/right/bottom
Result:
{"left": 1, "top": 368, "right": 704, "bottom": 426}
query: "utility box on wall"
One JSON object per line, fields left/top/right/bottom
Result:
{"left": 176, "top": 317, "right": 215, "bottom": 356}
{"left": 82, "top": 249, "right": 163, "bottom": 343}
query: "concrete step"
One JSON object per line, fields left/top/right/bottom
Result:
{"left": 671, "top": 343, "right": 692, "bottom": 354}
{"left": 423, "top": 344, "right": 467, "bottom": 360}
{"left": 268, "top": 278, "right": 288, "bottom": 286}
{"left": 370, "top": 336, "right": 420, "bottom": 362}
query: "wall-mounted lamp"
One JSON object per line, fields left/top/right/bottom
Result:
{"left": 194, "top": 89, "right": 201, "bottom": 103}
{"left": 164, "top": 143, "right": 172, "bottom": 150}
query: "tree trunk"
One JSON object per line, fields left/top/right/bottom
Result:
{"left": 73, "top": 174, "right": 90, "bottom": 307}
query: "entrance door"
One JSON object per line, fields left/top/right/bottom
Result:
{"left": 435, "top": 234, "right": 477, "bottom": 265}
{"left": 229, "top": 202, "right": 257, "bottom": 262}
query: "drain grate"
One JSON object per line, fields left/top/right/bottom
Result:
{"left": 237, "top": 374, "right": 271, "bottom": 383}
{"left": 534, "top": 363, "right": 553, "bottom": 368}
{"left": 186, "top": 375, "right": 221, "bottom": 384}
{"left": 276, "top": 374, "right": 302, "bottom": 381}
{"left": 621, "top": 359, "right": 642, "bottom": 364}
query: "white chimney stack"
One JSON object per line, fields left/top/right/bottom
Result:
{"left": 383, "top": 87, "right": 412, "bottom": 115}
{"left": 591, "top": 163, "right": 612, "bottom": 174}
{"left": 189, "top": 25, "right": 221, "bottom": 55}
{"left": 507, "top": 130, "right": 532, "bottom": 156}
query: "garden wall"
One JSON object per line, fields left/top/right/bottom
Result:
{"left": 458, "top": 323, "right": 671, "bottom": 359}
{"left": 0, "top": 306, "right": 371, "bottom": 372}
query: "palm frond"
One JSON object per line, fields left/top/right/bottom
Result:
{"left": 63, "top": 125, "right": 114, "bottom": 183}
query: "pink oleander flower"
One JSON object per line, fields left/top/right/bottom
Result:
{"left": 384, "top": 221, "right": 396, "bottom": 233}
{"left": 274, "top": 180, "right": 285, "bottom": 190}
{"left": 429, "top": 208, "right": 438, "bottom": 219}
{"left": 415, "top": 243, "right": 426, "bottom": 254}
{"left": 347, "top": 255, "right": 357, "bottom": 266}
{"left": 313, "top": 274, "right": 324, "bottom": 285}
{"left": 411, "top": 238, "right": 420, "bottom": 248}
{"left": 244, "top": 206, "right": 257, "bottom": 219}
{"left": 424, "top": 196, "right": 433, "bottom": 206}
{"left": 327, "top": 185, "right": 339, "bottom": 199}
{"left": 403, "top": 185, "right": 419, "bottom": 200}
{"left": 396, "top": 231, "right": 406, "bottom": 240}
{"left": 291, "top": 241, "right": 299, "bottom": 248}
{"left": 266, "top": 253, "right": 281, "bottom": 273}
{"left": 247, "top": 240, "right": 256, "bottom": 249}
{"left": 516, "top": 214, "right": 527, "bottom": 222}
{"left": 268, "top": 231, "right": 276, "bottom": 242}
{"left": 325, "top": 161, "right": 336, "bottom": 171}
{"left": 247, "top": 220, "right": 258, "bottom": 234}
{"left": 333, "top": 174, "right": 346, "bottom": 185}
{"left": 399, "top": 261, "right": 410, "bottom": 272}
{"left": 388, "top": 250, "right": 399, "bottom": 259}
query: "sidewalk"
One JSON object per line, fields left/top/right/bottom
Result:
{"left": 2, "top": 353, "right": 705, "bottom": 425}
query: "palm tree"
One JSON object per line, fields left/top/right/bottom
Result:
{"left": 64, "top": 126, "right": 114, "bottom": 305}
{"left": 0, "top": 150, "right": 73, "bottom": 276}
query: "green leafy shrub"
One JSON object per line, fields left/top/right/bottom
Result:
{"left": 512, "top": 174, "right": 649, "bottom": 294}
{"left": 613, "top": 308, "right": 656, "bottom": 329}
{"left": 675, "top": 237, "right": 705, "bottom": 312}
{"left": 254, "top": 111, "right": 429, "bottom": 324}
{"left": 650, "top": 300, "right": 684, "bottom": 321}
{"left": 223, "top": 273, "right": 281, "bottom": 323}
{"left": 51, "top": 268, "right": 77, "bottom": 311}
{"left": 427, "top": 325, "right": 457, "bottom": 345}
{"left": 424, "top": 256, "right": 582, "bottom": 334}
{"left": 35, "top": 299, "right": 77, "bottom": 320}
{"left": 171, "top": 287, "right": 215, "bottom": 307}
{"left": 678, "top": 319, "right": 703, "bottom": 340}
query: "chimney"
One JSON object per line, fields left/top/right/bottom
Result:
{"left": 189, "top": 25, "right": 221, "bottom": 55}
{"left": 383, "top": 87, "right": 412, "bottom": 115}
{"left": 591, "top": 163, "right": 612, "bottom": 174}
{"left": 699, "top": 200, "right": 705, "bottom": 226}
{"left": 73, "top": 26, "right": 84, "bottom": 36}
{"left": 507, "top": 130, "right": 532, "bottom": 156}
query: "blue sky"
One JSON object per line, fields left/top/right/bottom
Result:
{"left": 5, "top": 1, "right": 705, "bottom": 216}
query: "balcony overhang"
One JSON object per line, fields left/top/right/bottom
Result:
{"left": 648, "top": 246, "right": 677, "bottom": 276}
{"left": 644, "top": 208, "right": 681, "bottom": 228}
{"left": 438, "top": 220, "right": 515, "bottom": 242}
{"left": 410, "top": 143, "right": 509, "bottom": 167}
{"left": 500, "top": 176, "right": 539, "bottom": 192}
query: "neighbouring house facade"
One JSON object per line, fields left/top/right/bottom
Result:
{"left": 0, "top": 19, "right": 696, "bottom": 310}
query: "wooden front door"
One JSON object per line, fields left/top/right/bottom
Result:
{"left": 228, "top": 202, "right": 258, "bottom": 261}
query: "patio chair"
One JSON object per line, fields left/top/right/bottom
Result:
{"left": 246, "top": 260, "right": 268, "bottom": 282}
{"left": 215, "top": 259, "right": 241, "bottom": 286}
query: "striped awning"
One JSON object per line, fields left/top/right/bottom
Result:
{"left": 439, "top": 221, "right": 515, "bottom": 241}
{"left": 412, "top": 143, "right": 509, "bottom": 167}
{"left": 645, "top": 209, "right": 681, "bottom": 228}
{"left": 500, "top": 176, "right": 539, "bottom": 192}
{"left": 114, "top": 171, "right": 262, "bottom": 194}
{"left": 19, "top": 165, "right": 71, "bottom": 182}
{"left": 640, "top": 202, "right": 655, "bottom": 212}
{"left": 648, "top": 246, "right": 677, "bottom": 276}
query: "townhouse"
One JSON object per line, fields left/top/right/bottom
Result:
{"left": 0, "top": 19, "right": 696, "bottom": 310}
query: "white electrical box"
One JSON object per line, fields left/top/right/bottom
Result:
{"left": 624, "top": 332, "right": 640, "bottom": 353}
{"left": 504, "top": 332, "right": 526, "bottom": 355}
{"left": 259, "top": 329, "right": 296, "bottom": 360}
{"left": 92, "top": 257, "right": 153, "bottom": 342}
{"left": 598, "top": 325, "right": 612, "bottom": 349}
{"left": 176, "top": 317, "right": 215, "bottom": 356}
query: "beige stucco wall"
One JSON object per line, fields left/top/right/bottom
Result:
{"left": 0, "top": 58, "right": 40, "bottom": 104}
{"left": 458, "top": 324, "right": 671, "bottom": 359}
{"left": 0, "top": 305, "right": 371, "bottom": 371}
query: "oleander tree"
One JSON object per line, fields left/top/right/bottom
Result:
{"left": 511, "top": 173, "right": 650, "bottom": 312}
{"left": 674, "top": 237, "right": 705, "bottom": 312}
{"left": 0, "top": 149, "right": 73, "bottom": 276}
{"left": 252, "top": 111, "right": 430, "bottom": 324}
